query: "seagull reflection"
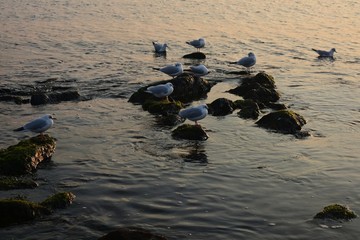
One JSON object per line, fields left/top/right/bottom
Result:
{"left": 181, "top": 143, "right": 208, "bottom": 164}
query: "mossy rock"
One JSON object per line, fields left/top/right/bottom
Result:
{"left": 208, "top": 98, "right": 235, "bottom": 116}
{"left": 172, "top": 124, "right": 209, "bottom": 141}
{"left": 0, "top": 199, "right": 51, "bottom": 227}
{"left": 40, "top": 192, "right": 76, "bottom": 210}
{"left": 99, "top": 227, "right": 168, "bottom": 240}
{"left": 314, "top": 204, "right": 357, "bottom": 220}
{"left": 0, "top": 192, "right": 75, "bottom": 228}
{"left": 256, "top": 110, "right": 306, "bottom": 134}
{"left": 0, "top": 134, "right": 56, "bottom": 176}
{"left": 235, "top": 99, "right": 260, "bottom": 119}
{"left": 0, "top": 176, "right": 38, "bottom": 190}
{"left": 142, "top": 99, "right": 183, "bottom": 115}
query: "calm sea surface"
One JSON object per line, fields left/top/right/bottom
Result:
{"left": 1, "top": 0, "right": 360, "bottom": 239}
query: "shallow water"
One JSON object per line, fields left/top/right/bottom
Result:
{"left": 1, "top": 0, "right": 360, "bottom": 239}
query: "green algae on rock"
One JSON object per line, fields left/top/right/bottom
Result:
{"left": 172, "top": 124, "right": 209, "bottom": 141}
{"left": 314, "top": 204, "right": 357, "bottom": 220}
{"left": 0, "top": 192, "right": 75, "bottom": 228}
{"left": 142, "top": 99, "right": 183, "bottom": 115}
{"left": 0, "top": 134, "right": 56, "bottom": 176}
{"left": 256, "top": 110, "right": 306, "bottom": 134}
{"left": 0, "top": 176, "right": 38, "bottom": 190}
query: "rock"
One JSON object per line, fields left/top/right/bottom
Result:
{"left": 128, "top": 73, "right": 216, "bottom": 105}
{"left": 31, "top": 91, "right": 80, "bottom": 105}
{"left": 98, "top": 227, "right": 168, "bottom": 240}
{"left": 228, "top": 72, "right": 280, "bottom": 105}
{"left": 40, "top": 192, "right": 76, "bottom": 210}
{"left": 155, "top": 114, "right": 184, "bottom": 126}
{"left": 234, "top": 99, "right": 260, "bottom": 119}
{"left": 0, "top": 95, "right": 29, "bottom": 104}
{"left": 208, "top": 98, "right": 235, "bottom": 116}
{"left": 172, "top": 124, "right": 209, "bottom": 141}
{"left": 255, "top": 110, "right": 306, "bottom": 134}
{"left": 314, "top": 204, "right": 357, "bottom": 221}
{"left": 0, "top": 192, "right": 75, "bottom": 228}
{"left": 182, "top": 52, "right": 206, "bottom": 59}
{"left": 0, "top": 176, "right": 38, "bottom": 190}
{"left": 0, "top": 134, "right": 56, "bottom": 176}
{"left": 142, "top": 99, "right": 183, "bottom": 115}
{"left": 30, "top": 93, "right": 50, "bottom": 105}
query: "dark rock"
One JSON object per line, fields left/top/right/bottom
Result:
{"left": 142, "top": 99, "right": 183, "bottom": 115}
{"left": 128, "top": 73, "right": 216, "bottom": 105}
{"left": 172, "top": 124, "right": 209, "bottom": 141}
{"left": 0, "top": 95, "right": 29, "bottom": 104}
{"left": 182, "top": 52, "right": 206, "bottom": 59}
{"left": 208, "top": 98, "right": 235, "bottom": 116}
{"left": 98, "top": 227, "right": 168, "bottom": 240}
{"left": 0, "top": 134, "right": 56, "bottom": 176}
{"left": 40, "top": 192, "right": 76, "bottom": 210}
{"left": 234, "top": 99, "right": 260, "bottom": 119}
{"left": 0, "top": 176, "right": 38, "bottom": 190}
{"left": 266, "top": 102, "right": 287, "bottom": 110}
{"left": 30, "top": 93, "right": 50, "bottom": 105}
{"left": 255, "top": 110, "right": 306, "bottom": 134}
{"left": 314, "top": 204, "right": 357, "bottom": 220}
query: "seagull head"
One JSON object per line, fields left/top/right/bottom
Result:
{"left": 248, "top": 52, "right": 255, "bottom": 58}
{"left": 331, "top": 48, "right": 337, "bottom": 53}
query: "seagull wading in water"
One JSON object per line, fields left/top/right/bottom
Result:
{"left": 155, "top": 62, "right": 183, "bottom": 78}
{"left": 179, "top": 104, "right": 208, "bottom": 125}
{"left": 189, "top": 64, "right": 210, "bottom": 77}
{"left": 152, "top": 41, "right": 169, "bottom": 53}
{"left": 186, "top": 38, "right": 205, "bottom": 52}
{"left": 14, "top": 114, "right": 55, "bottom": 134}
{"left": 312, "top": 48, "right": 336, "bottom": 58}
{"left": 145, "top": 82, "right": 174, "bottom": 100}
{"left": 230, "top": 52, "right": 256, "bottom": 71}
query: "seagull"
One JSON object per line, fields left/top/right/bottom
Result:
{"left": 155, "top": 62, "right": 183, "bottom": 78}
{"left": 189, "top": 64, "right": 210, "bottom": 77}
{"left": 230, "top": 52, "right": 256, "bottom": 72}
{"left": 312, "top": 48, "right": 336, "bottom": 57}
{"left": 152, "top": 41, "right": 169, "bottom": 53}
{"left": 179, "top": 104, "right": 208, "bottom": 125}
{"left": 14, "top": 114, "right": 55, "bottom": 134}
{"left": 145, "top": 82, "right": 174, "bottom": 99}
{"left": 186, "top": 38, "right": 205, "bottom": 52}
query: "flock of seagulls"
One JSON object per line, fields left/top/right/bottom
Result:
{"left": 12, "top": 39, "right": 336, "bottom": 135}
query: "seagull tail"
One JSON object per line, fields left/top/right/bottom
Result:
{"left": 186, "top": 41, "right": 191, "bottom": 45}
{"left": 13, "top": 126, "right": 25, "bottom": 132}
{"left": 152, "top": 67, "right": 160, "bottom": 71}
{"left": 311, "top": 48, "right": 317, "bottom": 52}
{"left": 229, "top": 61, "right": 238, "bottom": 64}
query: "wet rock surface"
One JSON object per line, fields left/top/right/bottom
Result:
{"left": 314, "top": 204, "right": 357, "bottom": 221}
{"left": 172, "top": 124, "right": 209, "bottom": 141}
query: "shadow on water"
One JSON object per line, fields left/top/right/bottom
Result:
{"left": 179, "top": 142, "right": 208, "bottom": 165}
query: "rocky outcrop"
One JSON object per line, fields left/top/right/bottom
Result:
{"left": 172, "top": 124, "right": 209, "bottom": 141}
{"left": 0, "top": 176, "right": 38, "bottom": 190}
{"left": 234, "top": 99, "right": 260, "bottom": 119}
{"left": 314, "top": 204, "right": 357, "bottom": 221}
{"left": 99, "top": 227, "right": 168, "bottom": 240}
{"left": 0, "top": 134, "right": 56, "bottom": 176}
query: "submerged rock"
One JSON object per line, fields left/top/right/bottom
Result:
{"left": 234, "top": 99, "right": 260, "bottom": 119}
{"left": 0, "top": 176, "right": 38, "bottom": 190}
{"left": 172, "top": 124, "right": 209, "bottom": 141}
{"left": 98, "top": 227, "right": 168, "bottom": 240}
{"left": 0, "top": 192, "right": 75, "bottom": 228}
{"left": 314, "top": 204, "right": 357, "bottom": 221}
{"left": 0, "top": 134, "right": 56, "bottom": 176}
{"left": 255, "top": 110, "right": 306, "bottom": 134}
{"left": 208, "top": 98, "right": 235, "bottom": 116}
{"left": 31, "top": 91, "right": 80, "bottom": 105}
{"left": 182, "top": 52, "right": 206, "bottom": 59}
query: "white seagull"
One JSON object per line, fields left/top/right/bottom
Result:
{"left": 156, "top": 62, "right": 183, "bottom": 78}
{"left": 179, "top": 104, "right": 208, "bottom": 125}
{"left": 14, "top": 114, "right": 55, "bottom": 134}
{"left": 231, "top": 52, "right": 256, "bottom": 71}
{"left": 152, "top": 41, "right": 169, "bottom": 53}
{"left": 145, "top": 82, "right": 174, "bottom": 99}
{"left": 189, "top": 64, "right": 210, "bottom": 77}
{"left": 312, "top": 48, "right": 336, "bottom": 57}
{"left": 186, "top": 38, "right": 205, "bottom": 51}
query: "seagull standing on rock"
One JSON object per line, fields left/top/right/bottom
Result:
{"left": 14, "top": 114, "right": 55, "bottom": 134}
{"left": 145, "top": 82, "right": 174, "bottom": 100}
{"left": 186, "top": 38, "right": 205, "bottom": 52}
{"left": 312, "top": 48, "right": 336, "bottom": 58}
{"left": 179, "top": 104, "right": 208, "bottom": 125}
{"left": 155, "top": 62, "right": 183, "bottom": 78}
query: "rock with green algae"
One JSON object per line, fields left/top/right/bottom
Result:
{"left": 142, "top": 99, "right": 183, "bottom": 115}
{"left": 0, "top": 176, "right": 38, "bottom": 190}
{"left": 256, "top": 110, "right": 306, "bottom": 134}
{"left": 234, "top": 99, "right": 260, "bottom": 119}
{"left": 314, "top": 204, "right": 357, "bottom": 221}
{"left": 98, "top": 227, "right": 168, "bottom": 240}
{"left": 0, "top": 134, "right": 56, "bottom": 176}
{"left": 0, "top": 192, "right": 75, "bottom": 227}
{"left": 172, "top": 124, "right": 209, "bottom": 141}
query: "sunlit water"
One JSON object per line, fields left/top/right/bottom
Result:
{"left": 1, "top": 0, "right": 360, "bottom": 239}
